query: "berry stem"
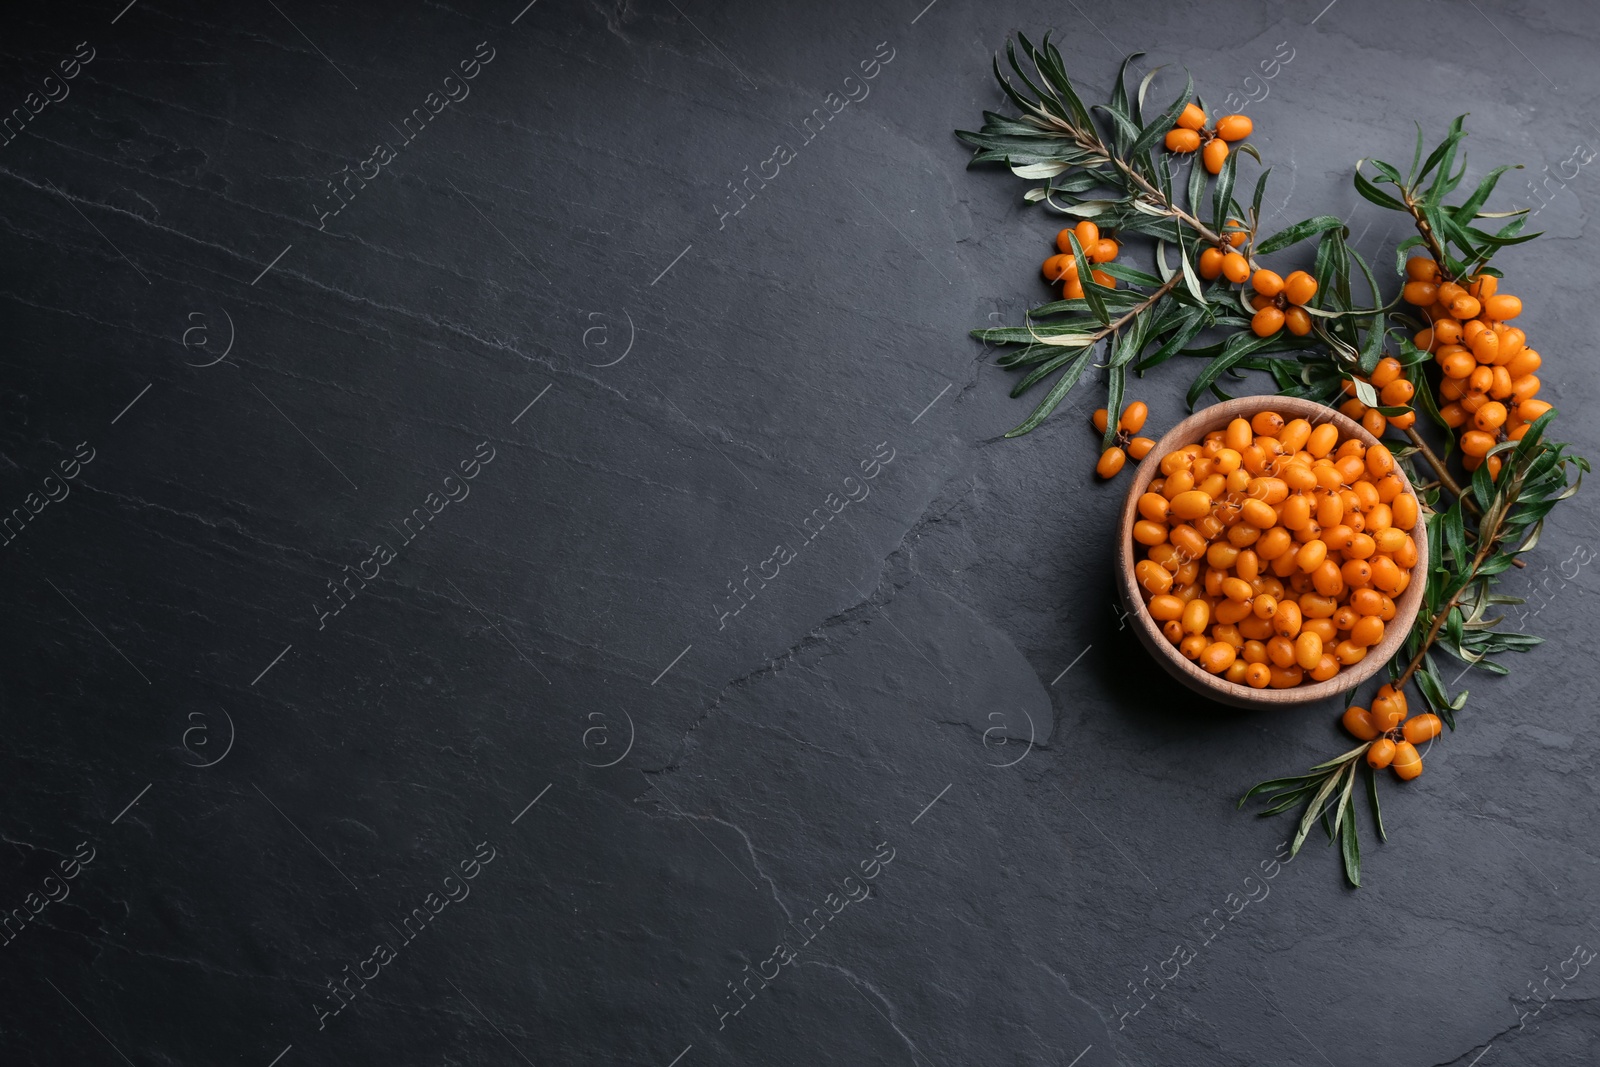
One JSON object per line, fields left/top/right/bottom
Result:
{"left": 1401, "top": 191, "right": 1456, "bottom": 284}
{"left": 1401, "top": 425, "right": 1478, "bottom": 515}
{"left": 1111, "top": 157, "right": 1237, "bottom": 253}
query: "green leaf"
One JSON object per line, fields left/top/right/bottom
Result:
{"left": 1341, "top": 797, "right": 1361, "bottom": 887}
{"left": 1354, "top": 167, "right": 1407, "bottom": 211}
{"left": 1101, "top": 362, "right": 1126, "bottom": 452}
{"left": 1257, "top": 215, "right": 1346, "bottom": 255}
{"left": 1067, "top": 231, "right": 1109, "bottom": 325}
{"left": 1250, "top": 167, "right": 1271, "bottom": 228}
{"left": 1366, "top": 765, "right": 1386, "bottom": 843}
{"left": 1130, "top": 73, "right": 1196, "bottom": 158}
{"left": 1004, "top": 349, "right": 1095, "bottom": 437}
{"left": 1213, "top": 142, "right": 1239, "bottom": 231}
{"left": 1454, "top": 164, "right": 1517, "bottom": 221}
{"left": 1185, "top": 329, "right": 1278, "bottom": 409}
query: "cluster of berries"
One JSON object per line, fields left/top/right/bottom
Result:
{"left": 1163, "top": 103, "right": 1253, "bottom": 175}
{"left": 1341, "top": 684, "right": 1441, "bottom": 780}
{"left": 1404, "top": 259, "right": 1548, "bottom": 480}
{"left": 1092, "top": 402, "right": 1157, "bottom": 479}
{"left": 1041, "top": 220, "right": 1120, "bottom": 300}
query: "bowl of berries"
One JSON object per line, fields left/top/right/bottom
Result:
{"left": 1115, "top": 396, "right": 1429, "bottom": 710}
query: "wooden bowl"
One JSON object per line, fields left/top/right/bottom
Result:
{"left": 1115, "top": 395, "right": 1428, "bottom": 710}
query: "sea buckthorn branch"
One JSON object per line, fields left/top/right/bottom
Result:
{"left": 959, "top": 35, "right": 1381, "bottom": 440}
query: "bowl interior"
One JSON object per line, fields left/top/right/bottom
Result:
{"left": 1116, "top": 395, "right": 1429, "bottom": 709}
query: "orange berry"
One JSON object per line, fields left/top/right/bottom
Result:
{"left": 1284, "top": 307, "right": 1312, "bottom": 336}
{"left": 1165, "top": 127, "right": 1202, "bottom": 153}
{"left": 1128, "top": 436, "right": 1155, "bottom": 460}
{"left": 1119, "top": 401, "right": 1149, "bottom": 433}
{"left": 1198, "top": 247, "right": 1225, "bottom": 279}
{"left": 1367, "top": 737, "right": 1396, "bottom": 769}
{"left": 1402, "top": 281, "right": 1439, "bottom": 306}
{"left": 1252, "top": 306, "right": 1285, "bottom": 336}
{"left": 1391, "top": 740, "right": 1423, "bottom": 779}
{"left": 1092, "top": 408, "right": 1110, "bottom": 433}
{"left": 1042, "top": 254, "right": 1076, "bottom": 283}
{"left": 1216, "top": 114, "right": 1253, "bottom": 141}
{"left": 1074, "top": 220, "right": 1100, "bottom": 247}
{"left": 1097, "top": 446, "right": 1127, "bottom": 479}
{"left": 1484, "top": 294, "right": 1522, "bottom": 320}
{"left": 1252, "top": 269, "right": 1285, "bottom": 298}
{"left": 1177, "top": 102, "right": 1207, "bottom": 131}
{"left": 1203, "top": 138, "right": 1229, "bottom": 175}
{"left": 1093, "top": 238, "right": 1120, "bottom": 263}
{"left": 1222, "top": 252, "right": 1251, "bottom": 284}
{"left": 1283, "top": 271, "right": 1318, "bottom": 306}
{"left": 1402, "top": 713, "right": 1442, "bottom": 745}
{"left": 1342, "top": 705, "right": 1379, "bottom": 740}
{"left": 1404, "top": 257, "right": 1441, "bottom": 282}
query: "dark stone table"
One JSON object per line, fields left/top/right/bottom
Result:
{"left": 4, "top": 1, "right": 1597, "bottom": 1064}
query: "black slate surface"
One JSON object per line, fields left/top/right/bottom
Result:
{"left": 4, "top": 1, "right": 1599, "bottom": 1065}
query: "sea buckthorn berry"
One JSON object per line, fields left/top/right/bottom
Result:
{"left": 1404, "top": 257, "right": 1440, "bottom": 282}
{"left": 1133, "top": 519, "right": 1168, "bottom": 546}
{"left": 1093, "top": 238, "right": 1120, "bottom": 263}
{"left": 1370, "top": 692, "right": 1404, "bottom": 732}
{"left": 1097, "top": 446, "right": 1127, "bottom": 478}
{"left": 1473, "top": 401, "right": 1508, "bottom": 432}
{"left": 1162, "top": 620, "right": 1184, "bottom": 644}
{"left": 1253, "top": 594, "right": 1278, "bottom": 620}
{"left": 1128, "top": 437, "right": 1155, "bottom": 460}
{"left": 1282, "top": 307, "right": 1311, "bottom": 336}
{"left": 1222, "top": 252, "right": 1251, "bottom": 284}
{"left": 1283, "top": 271, "right": 1318, "bottom": 306}
{"left": 1199, "top": 641, "right": 1238, "bottom": 674}
{"left": 1137, "top": 492, "right": 1169, "bottom": 522}
{"left": 1379, "top": 379, "right": 1415, "bottom": 407}
{"left": 1063, "top": 277, "right": 1085, "bottom": 299}
{"left": 1517, "top": 399, "right": 1553, "bottom": 423}
{"left": 1203, "top": 138, "right": 1229, "bottom": 175}
{"left": 1251, "top": 410, "right": 1285, "bottom": 437}
{"left": 1225, "top": 417, "right": 1253, "bottom": 451}
{"left": 1469, "top": 273, "right": 1497, "bottom": 300}
{"left": 1367, "top": 738, "right": 1397, "bottom": 769}
{"left": 1272, "top": 600, "right": 1302, "bottom": 639}
{"left": 1414, "top": 327, "right": 1437, "bottom": 352}
{"left": 1244, "top": 662, "right": 1272, "bottom": 688}
{"left": 1119, "top": 401, "right": 1148, "bottom": 433}
{"left": 1293, "top": 631, "right": 1323, "bottom": 670}
{"left": 1165, "top": 127, "right": 1201, "bottom": 152}
{"left": 1350, "top": 615, "right": 1385, "bottom": 648}
{"left": 1224, "top": 219, "right": 1248, "bottom": 247}
{"left": 1460, "top": 430, "right": 1496, "bottom": 458}
{"left": 1484, "top": 293, "right": 1522, "bottom": 320}
{"left": 1074, "top": 220, "right": 1099, "bottom": 247}
{"left": 1170, "top": 490, "right": 1213, "bottom": 521}
{"left": 1391, "top": 741, "right": 1423, "bottom": 780}
{"left": 1439, "top": 401, "right": 1468, "bottom": 428}
{"left": 1505, "top": 348, "right": 1540, "bottom": 381}
{"left": 1198, "top": 247, "right": 1225, "bottom": 279}
{"left": 1042, "top": 254, "right": 1074, "bottom": 282}
{"left": 1369, "top": 357, "right": 1402, "bottom": 389}
{"left": 1361, "top": 408, "right": 1388, "bottom": 438}
{"left": 1180, "top": 634, "right": 1208, "bottom": 660}
{"left": 1252, "top": 269, "right": 1285, "bottom": 298}
{"left": 1149, "top": 594, "right": 1184, "bottom": 621}
{"left": 1090, "top": 269, "right": 1115, "bottom": 289}
{"left": 1216, "top": 114, "right": 1253, "bottom": 141}
{"left": 1269, "top": 664, "right": 1304, "bottom": 688}
{"left": 1177, "top": 102, "right": 1207, "bottom": 130}
{"left": 1403, "top": 713, "right": 1442, "bottom": 745}
{"left": 1389, "top": 409, "right": 1417, "bottom": 430}
{"left": 1402, "top": 281, "right": 1439, "bottom": 306}
{"left": 1448, "top": 293, "right": 1481, "bottom": 319}
{"left": 1433, "top": 318, "right": 1463, "bottom": 344}
{"left": 1337, "top": 710, "right": 1376, "bottom": 742}
{"left": 1306, "top": 423, "right": 1338, "bottom": 458}
{"left": 1365, "top": 443, "right": 1395, "bottom": 479}
{"left": 1136, "top": 559, "right": 1174, "bottom": 595}
{"left": 1181, "top": 598, "right": 1211, "bottom": 635}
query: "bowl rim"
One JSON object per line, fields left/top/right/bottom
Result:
{"left": 1115, "top": 394, "right": 1430, "bottom": 709}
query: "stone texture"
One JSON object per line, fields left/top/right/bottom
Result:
{"left": 2, "top": 0, "right": 1598, "bottom": 1064}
